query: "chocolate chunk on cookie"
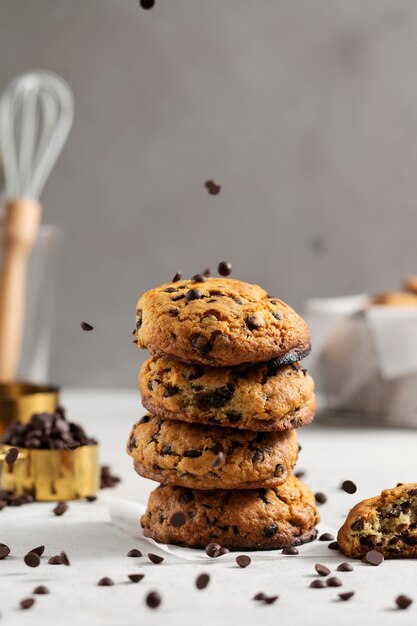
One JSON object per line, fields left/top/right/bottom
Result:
{"left": 127, "top": 414, "right": 299, "bottom": 490}
{"left": 141, "top": 476, "right": 319, "bottom": 550}
{"left": 134, "top": 278, "right": 311, "bottom": 366}
{"left": 139, "top": 356, "right": 315, "bottom": 431}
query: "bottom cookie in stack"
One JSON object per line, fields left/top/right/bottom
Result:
{"left": 141, "top": 475, "right": 319, "bottom": 550}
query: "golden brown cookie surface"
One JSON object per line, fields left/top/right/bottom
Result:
{"left": 139, "top": 356, "right": 315, "bottom": 431}
{"left": 127, "top": 414, "right": 299, "bottom": 490}
{"left": 338, "top": 483, "right": 417, "bottom": 559}
{"left": 141, "top": 475, "right": 319, "bottom": 550}
{"left": 134, "top": 277, "right": 311, "bottom": 366}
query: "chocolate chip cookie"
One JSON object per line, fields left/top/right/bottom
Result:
{"left": 139, "top": 356, "right": 315, "bottom": 431}
{"left": 127, "top": 414, "right": 299, "bottom": 490}
{"left": 134, "top": 277, "right": 311, "bottom": 366}
{"left": 338, "top": 483, "right": 417, "bottom": 559}
{"left": 141, "top": 475, "right": 319, "bottom": 550}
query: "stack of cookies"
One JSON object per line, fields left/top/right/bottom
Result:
{"left": 127, "top": 266, "right": 319, "bottom": 550}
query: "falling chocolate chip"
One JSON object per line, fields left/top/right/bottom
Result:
{"left": 217, "top": 260, "right": 232, "bottom": 276}
{"left": 315, "top": 492, "right": 327, "bottom": 505}
{"left": 205, "top": 180, "right": 221, "bottom": 195}
{"left": 24, "top": 552, "right": 40, "bottom": 568}
{"left": 202, "top": 268, "right": 212, "bottom": 277}
{"left": 236, "top": 555, "right": 251, "bottom": 568}
{"left": 172, "top": 271, "right": 182, "bottom": 282}
{"left": 327, "top": 577, "right": 342, "bottom": 587}
{"left": 195, "top": 573, "right": 210, "bottom": 589}
{"left": 20, "top": 598, "right": 35, "bottom": 610}
{"left": 282, "top": 546, "right": 299, "bottom": 555}
{"left": 100, "top": 465, "right": 121, "bottom": 489}
{"left": 310, "top": 580, "right": 326, "bottom": 589}
{"left": 337, "top": 562, "right": 353, "bottom": 572}
{"left": 364, "top": 550, "right": 384, "bottom": 566}
{"left": 319, "top": 533, "right": 334, "bottom": 542}
{"left": 98, "top": 577, "right": 114, "bottom": 586}
{"left": 29, "top": 545, "right": 45, "bottom": 556}
{"left": 128, "top": 574, "right": 145, "bottom": 583}
{"left": 315, "top": 563, "right": 330, "bottom": 577}
{"left": 186, "top": 289, "right": 204, "bottom": 301}
{"left": 339, "top": 592, "right": 355, "bottom": 601}
{"left": 146, "top": 591, "right": 161, "bottom": 608}
{"left": 127, "top": 548, "right": 142, "bottom": 557}
{"left": 4, "top": 447, "right": 18, "bottom": 465}
{"left": 0, "top": 543, "right": 10, "bottom": 559}
{"left": 396, "top": 595, "right": 413, "bottom": 610}
{"left": 53, "top": 502, "right": 68, "bottom": 516}
{"left": 139, "top": 0, "right": 155, "bottom": 9}
{"left": 80, "top": 321, "right": 94, "bottom": 331}
{"left": 148, "top": 553, "right": 164, "bottom": 564}
{"left": 170, "top": 512, "right": 186, "bottom": 528}
{"left": 341, "top": 480, "right": 357, "bottom": 494}
{"left": 48, "top": 555, "right": 63, "bottom": 565}
{"left": 212, "top": 452, "right": 224, "bottom": 468}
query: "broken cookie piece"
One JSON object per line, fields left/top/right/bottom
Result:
{"left": 337, "top": 483, "right": 417, "bottom": 559}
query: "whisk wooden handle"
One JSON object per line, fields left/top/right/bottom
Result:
{"left": 0, "top": 198, "right": 42, "bottom": 382}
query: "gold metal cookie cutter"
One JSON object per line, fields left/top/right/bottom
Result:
{"left": 0, "top": 444, "right": 100, "bottom": 501}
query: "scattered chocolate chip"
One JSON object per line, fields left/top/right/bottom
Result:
{"left": 4, "top": 447, "right": 18, "bottom": 465}
{"left": 341, "top": 480, "right": 357, "bottom": 494}
{"left": 48, "top": 555, "right": 63, "bottom": 565}
{"left": 217, "top": 547, "right": 229, "bottom": 556}
{"left": 127, "top": 548, "right": 142, "bottom": 558}
{"left": 339, "top": 592, "right": 355, "bottom": 601}
{"left": 364, "top": 550, "right": 384, "bottom": 566}
{"left": 205, "top": 180, "right": 221, "bottom": 195}
{"left": 396, "top": 595, "right": 413, "bottom": 610}
{"left": 60, "top": 551, "right": 70, "bottom": 566}
{"left": 0, "top": 543, "right": 10, "bottom": 559}
{"left": 29, "top": 545, "right": 45, "bottom": 556}
{"left": 310, "top": 580, "right": 326, "bottom": 588}
{"left": 191, "top": 274, "right": 207, "bottom": 283}
{"left": 33, "top": 586, "right": 49, "bottom": 595}
{"left": 294, "top": 470, "right": 306, "bottom": 478}
{"left": 217, "top": 260, "right": 232, "bottom": 276}
{"left": 282, "top": 546, "right": 299, "bottom": 555}
{"left": 24, "top": 552, "right": 40, "bottom": 568}
{"left": 253, "top": 593, "right": 278, "bottom": 604}
{"left": 205, "top": 542, "right": 229, "bottom": 558}
{"left": 253, "top": 592, "right": 267, "bottom": 601}
{"left": 80, "top": 321, "right": 94, "bottom": 331}
{"left": 195, "top": 573, "right": 210, "bottom": 589}
{"left": 53, "top": 502, "right": 68, "bottom": 516}
{"left": 86, "top": 496, "right": 97, "bottom": 502}
{"left": 315, "top": 563, "right": 330, "bottom": 576}
{"left": 139, "top": 0, "right": 155, "bottom": 9}
{"left": 128, "top": 574, "right": 145, "bottom": 583}
{"left": 236, "top": 555, "right": 251, "bottom": 568}
{"left": 337, "top": 562, "right": 353, "bottom": 572}
{"left": 98, "top": 577, "right": 114, "bottom": 586}
{"left": 20, "top": 598, "right": 35, "bottom": 610}
{"left": 315, "top": 492, "right": 327, "bottom": 505}
{"left": 100, "top": 465, "right": 121, "bottom": 489}
{"left": 186, "top": 289, "right": 204, "bottom": 301}
{"left": 172, "top": 271, "right": 182, "bottom": 282}
{"left": 146, "top": 591, "right": 161, "bottom": 608}
{"left": 212, "top": 452, "right": 225, "bottom": 468}
{"left": 319, "top": 533, "right": 334, "bottom": 542}
{"left": 327, "top": 577, "right": 342, "bottom": 587}
{"left": 169, "top": 512, "right": 186, "bottom": 528}
{"left": 148, "top": 553, "right": 164, "bottom": 564}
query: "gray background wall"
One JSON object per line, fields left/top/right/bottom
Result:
{"left": 2, "top": 0, "right": 417, "bottom": 387}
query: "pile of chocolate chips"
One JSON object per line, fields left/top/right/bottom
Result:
{"left": 2, "top": 407, "right": 97, "bottom": 450}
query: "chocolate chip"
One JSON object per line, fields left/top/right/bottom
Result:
{"left": 205, "top": 542, "right": 228, "bottom": 558}
{"left": 253, "top": 592, "right": 267, "bottom": 601}
{"left": 212, "top": 452, "right": 224, "bottom": 468}
{"left": 80, "top": 321, "right": 94, "bottom": 331}
{"left": 203, "top": 268, "right": 212, "bottom": 277}
{"left": 396, "top": 595, "right": 413, "bottom": 610}
{"left": 236, "top": 555, "right": 251, "bottom": 568}
{"left": 53, "top": 502, "right": 68, "bottom": 516}
{"left": 339, "top": 592, "right": 355, "bottom": 601}
{"left": 100, "top": 465, "right": 121, "bottom": 489}
{"left": 310, "top": 580, "right": 326, "bottom": 588}
{"left": 98, "top": 577, "right": 114, "bottom": 586}
{"left": 315, "top": 563, "right": 330, "bottom": 576}
{"left": 271, "top": 311, "right": 283, "bottom": 320}
{"left": 246, "top": 315, "right": 260, "bottom": 331}
{"left": 29, "top": 545, "right": 45, "bottom": 556}
{"left": 252, "top": 449, "right": 264, "bottom": 463}
{"left": 327, "top": 577, "right": 342, "bottom": 587}
{"left": 128, "top": 574, "right": 145, "bottom": 583}
{"left": 60, "top": 551, "right": 70, "bottom": 566}
{"left": 127, "top": 548, "right": 142, "bottom": 557}
{"left": 364, "top": 550, "right": 384, "bottom": 566}
{"left": 315, "top": 492, "right": 327, "bottom": 505}
{"left": 146, "top": 591, "right": 161, "bottom": 609}
{"left": 48, "top": 555, "right": 63, "bottom": 565}
{"left": 217, "top": 547, "right": 229, "bottom": 556}
{"left": 191, "top": 274, "right": 207, "bottom": 283}
{"left": 253, "top": 593, "right": 278, "bottom": 604}
{"left": 167, "top": 308, "right": 180, "bottom": 317}
{"left": 164, "top": 287, "right": 177, "bottom": 293}
{"left": 282, "top": 546, "right": 299, "bottom": 555}
{"left": 148, "top": 553, "right": 164, "bottom": 564}
{"left": 186, "top": 289, "right": 204, "bottom": 301}
{"left": 196, "top": 386, "right": 234, "bottom": 410}
{"left": 341, "top": 480, "right": 357, "bottom": 494}
{"left": 170, "top": 512, "right": 186, "bottom": 528}
{"left": 4, "top": 447, "right": 18, "bottom": 465}
{"left": 172, "top": 271, "right": 182, "bottom": 282}
{"left": 217, "top": 260, "right": 232, "bottom": 276}
{"left": 33, "top": 586, "right": 49, "bottom": 594}
{"left": 263, "top": 523, "right": 278, "bottom": 538}
{"left": 184, "top": 449, "right": 202, "bottom": 458}
{"left": 20, "top": 598, "right": 35, "bottom": 609}
{"left": 328, "top": 541, "right": 340, "bottom": 551}
{"left": 24, "top": 552, "right": 40, "bottom": 567}
{"left": 337, "top": 562, "right": 353, "bottom": 572}
{"left": 205, "top": 180, "right": 221, "bottom": 195}
{"left": 319, "top": 533, "right": 335, "bottom": 541}
{"left": 0, "top": 543, "right": 10, "bottom": 559}
{"left": 163, "top": 385, "right": 180, "bottom": 397}
{"left": 195, "top": 573, "right": 210, "bottom": 589}
{"left": 294, "top": 470, "right": 306, "bottom": 478}
{"left": 171, "top": 294, "right": 185, "bottom": 302}
{"left": 350, "top": 518, "right": 363, "bottom": 531}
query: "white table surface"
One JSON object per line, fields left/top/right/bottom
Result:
{"left": 1, "top": 388, "right": 417, "bottom": 626}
